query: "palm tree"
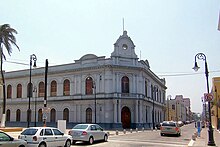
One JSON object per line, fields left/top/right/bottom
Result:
{"left": 0, "top": 24, "right": 19, "bottom": 127}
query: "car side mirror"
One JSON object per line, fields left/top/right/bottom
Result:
{"left": 10, "top": 137, "right": 14, "bottom": 141}
{"left": 61, "top": 133, "right": 64, "bottom": 135}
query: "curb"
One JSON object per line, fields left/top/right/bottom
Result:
{"left": 0, "top": 127, "right": 23, "bottom": 132}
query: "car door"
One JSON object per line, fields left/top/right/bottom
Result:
{"left": 44, "top": 128, "right": 56, "bottom": 147}
{"left": 0, "top": 132, "right": 17, "bottom": 147}
{"left": 90, "top": 125, "right": 99, "bottom": 141}
{"left": 95, "top": 125, "right": 105, "bottom": 140}
{"left": 52, "top": 128, "right": 66, "bottom": 146}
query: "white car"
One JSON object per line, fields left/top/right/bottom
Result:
{"left": 68, "top": 124, "right": 108, "bottom": 145}
{"left": 0, "top": 130, "right": 27, "bottom": 147}
{"left": 160, "top": 121, "right": 181, "bottom": 136}
{"left": 18, "top": 127, "right": 72, "bottom": 147}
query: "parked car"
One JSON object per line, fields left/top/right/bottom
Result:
{"left": 68, "top": 124, "right": 108, "bottom": 145}
{"left": 160, "top": 121, "right": 181, "bottom": 136}
{"left": 156, "top": 123, "right": 162, "bottom": 129}
{"left": 18, "top": 127, "right": 72, "bottom": 147}
{"left": 177, "top": 121, "right": 184, "bottom": 127}
{"left": 0, "top": 130, "right": 27, "bottom": 147}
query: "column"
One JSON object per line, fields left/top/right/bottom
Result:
{"left": 118, "top": 99, "right": 121, "bottom": 122}
{"left": 135, "top": 100, "right": 138, "bottom": 123}
{"left": 113, "top": 100, "right": 117, "bottom": 123}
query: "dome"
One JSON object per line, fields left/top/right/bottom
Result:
{"left": 79, "top": 54, "right": 98, "bottom": 60}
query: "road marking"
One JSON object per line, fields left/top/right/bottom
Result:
{"left": 109, "top": 139, "right": 187, "bottom": 146}
{"left": 187, "top": 139, "right": 194, "bottom": 146}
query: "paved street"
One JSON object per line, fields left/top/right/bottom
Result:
{"left": 6, "top": 123, "right": 197, "bottom": 147}
{"left": 69, "top": 123, "right": 195, "bottom": 147}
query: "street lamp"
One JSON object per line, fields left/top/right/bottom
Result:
{"left": 27, "top": 54, "right": 37, "bottom": 128}
{"left": 152, "top": 85, "right": 158, "bottom": 129}
{"left": 92, "top": 81, "right": 97, "bottom": 123}
{"left": 167, "top": 95, "right": 172, "bottom": 121}
{"left": 193, "top": 53, "right": 216, "bottom": 146}
{"left": 33, "top": 86, "right": 37, "bottom": 127}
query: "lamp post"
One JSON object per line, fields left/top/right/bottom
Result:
{"left": 193, "top": 53, "right": 216, "bottom": 146}
{"left": 167, "top": 95, "right": 172, "bottom": 121}
{"left": 92, "top": 81, "right": 97, "bottom": 123}
{"left": 33, "top": 86, "right": 37, "bottom": 127}
{"left": 152, "top": 85, "right": 158, "bottom": 129}
{"left": 27, "top": 54, "right": 37, "bottom": 128}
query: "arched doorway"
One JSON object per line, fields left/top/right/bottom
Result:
{"left": 121, "top": 106, "right": 131, "bottom": 129}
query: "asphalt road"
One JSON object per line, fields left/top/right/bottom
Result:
{"left": 72, "top": 123, "right": 195, "bottom": 147}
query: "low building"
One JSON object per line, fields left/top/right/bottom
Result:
{"left": 0, "top": 31, "right": 167, "bottom": 129}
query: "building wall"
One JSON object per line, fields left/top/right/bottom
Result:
{"left": 211, "top": 77, "right": 220, "bottom": 129}
{"left": 0, "top": 31, "right": 167, "bottom": 129}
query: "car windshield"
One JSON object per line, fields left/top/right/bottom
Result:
{"left": 162, "top": 122, "right": 176, "bottom": 127}
{"left": 21, "top": 128, "right": 38, "bottom": 135}
{"left": 73, "top": 124, "right": 88, "bottom": 129}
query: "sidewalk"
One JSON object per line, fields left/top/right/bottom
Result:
{"left": 189, "top": 127, "right": 220, "bottom": 147}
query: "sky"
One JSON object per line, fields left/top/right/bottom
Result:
{"left": 1, "top": 0, "right": 220, "bottom": 113}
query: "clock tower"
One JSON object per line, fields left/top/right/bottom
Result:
{"left": 111, "top": 31, "right": 138, "bottom": 65}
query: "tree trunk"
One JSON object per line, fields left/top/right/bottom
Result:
{"left": 0, "top": 48, "right": 6, "bottom": 127}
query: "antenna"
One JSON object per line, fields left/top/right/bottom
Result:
{"left": 123, "top": 18, "right": 125, "bottom": 32}
{"left": 140, "top": 50, "right": 141, "bottom": 60}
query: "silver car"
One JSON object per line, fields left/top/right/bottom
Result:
{"left": 18, "top": 127, "right": 72, "bottom": 147}
{"left": 160, "top": 121, "right": 181, "bottom": 136}
{"left": 68, "top": 124, "right": 108, "bottom": 145}
{"left": 0, "top": 130, "right": 27, "bottom": 147}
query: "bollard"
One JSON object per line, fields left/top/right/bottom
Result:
{"left": 192, "top": 134, "right": 196, "bottom": 141}
{"left": 136, "top": 128, "right": 138, "bottom": 132}
{"left": 116, "top": 130, "right": 118, "bottom": 135}
{"left": 130, "top": 128, "right": 132, "bottom": 133}
{"left": 142, "top": 127, "right": 144, "bottom": 132}
{"left": 194, "top": 132, "right": 198, "bottom": 137}
{"left": 123, "top": 129, "right": 126, "bottom": 134}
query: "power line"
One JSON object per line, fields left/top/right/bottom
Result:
{"left": 158, "top": 70, "right": 220, "bottom": 77}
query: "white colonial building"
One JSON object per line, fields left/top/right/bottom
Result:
{"left": 1, "top": 31, "right": 166, "bottom": 129}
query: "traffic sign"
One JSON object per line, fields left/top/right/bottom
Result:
{"left": 204, "top": 93, "right": 214, "bottom": 102}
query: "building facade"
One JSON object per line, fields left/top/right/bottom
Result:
{"left": 211, "top": 77, "right": 220, "bottom": 129}
{"left": 1, "top": 31, "right": 166, "bottom": 129}
{"left": 166, "top": 95, "right": 191, "bottom": 123}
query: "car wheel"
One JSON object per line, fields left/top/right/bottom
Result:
{"left": 38, "top": 142, "right": 46, "bottom": 147}
{"left": 104, "top": 134, "right": 108, "bottom": 142}
{"left": 88, "top": 137, "right": 94, "bottom": 145}
{"left": 72, "top": 140, "right": 76, "bottom": 145}
{"left": 160, "top": 133, "right": 163, "bottom": 136}
{"left": 65, "top": 140, "right": 71, "bottom": 147}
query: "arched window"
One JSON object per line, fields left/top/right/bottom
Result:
{"left": 16, "top": 109, "right": 21, "bottom": 122}
{"left": 63, "top": 108, "right": 69, "bottom": 122}
{"left": 50, "top": 80, "right": 57, "bottom": 96}
{"left": 17, "top": 84, "right": 22, "bottom": 98}
{"left": 38, "top": 109, "right": 43, "bottom": 122}
{"left": 121, "top": 76, "right": 129, "bottom": 93}
{"left": 7, "top": 85, "right": 12, "bottom": 99}
{"left": 38, "top": 82, "right": 45, "bottom": 97}
{"left": 63, "top": 79, "right": 70, "bottom": 96}
{"left": 50, "top": 108, "right": 56, "bottom": 122}
{"left": 6, "top": 109, "right": 10, "bottom": 121}
{"left": 86, "top": 108, "right": 92, "bottom": 123}
{"left": 86, "top": 77, "right": 93, "bottom": 95}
